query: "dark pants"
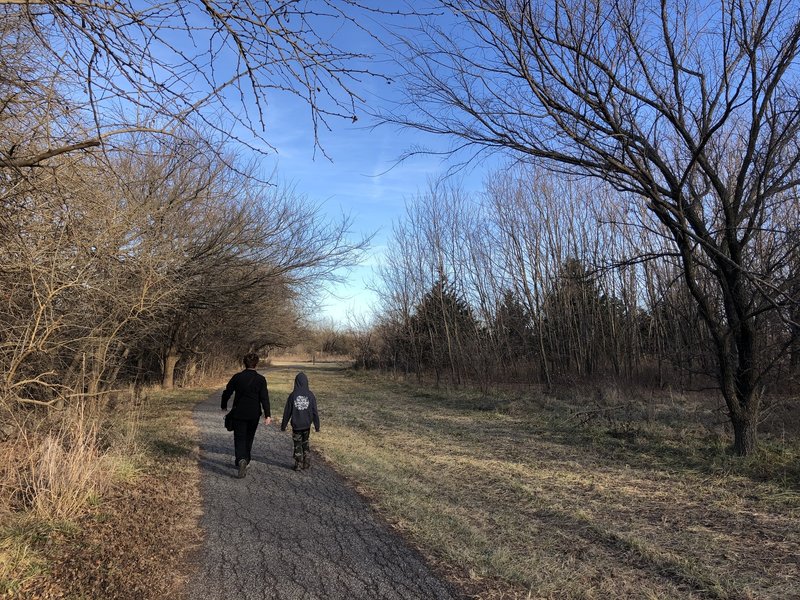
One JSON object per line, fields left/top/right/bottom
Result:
{"left": 232, "top": 418, "right": 259, "bottom": 465}
{"left": 292, "top": 429, "right": 310, "bottom": 463}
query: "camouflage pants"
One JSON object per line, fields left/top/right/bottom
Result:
{"left": 292, "top": 429, "right": 310, "bottom": 462}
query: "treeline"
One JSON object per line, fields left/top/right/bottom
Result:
{"left": 366, "top": 169, "right": 800, "bottom": 395}
{"left": 0, "top": 19, "right": 364, "bottom": 409}
{"left": 0, "top": 138, "right": 362, "bottom": 406}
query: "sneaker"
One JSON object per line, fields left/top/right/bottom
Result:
{"left": 238, "top": 459, "right": 248, "bottom": 478}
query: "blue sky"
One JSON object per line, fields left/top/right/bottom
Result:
{"left": 251, "top": 9, "right": 495, "bottom": 326}
{"left": 127, "top": 1, "right": 499, "bottom": 326}
{"left": 261, "top": 95, "right": 477, "bottom": 326}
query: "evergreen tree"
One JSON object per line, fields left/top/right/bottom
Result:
{"left": 409, "top": 277, "right": 479, "bottom": 383}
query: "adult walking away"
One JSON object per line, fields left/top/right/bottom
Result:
{"left": 280, "top": 372, "right": 320, "bottom": 471}
{"left": 221, "top": 352, "right": 271, "bottom": 478}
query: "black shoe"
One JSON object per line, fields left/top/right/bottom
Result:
{"left": 238, "top": 459, "right": 248, "bottom": 478}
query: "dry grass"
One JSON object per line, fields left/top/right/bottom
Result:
{"left": 0, "top": 386, "right": 209, "bottom": 598}
{"left": 4, "top": 365, "right": 794, "bottom": 599}
{"left": 267, "top": 362, "right": 800, "bottom": 600}
{"left": 24, "top": 407, "right": 112, "bottom": 521}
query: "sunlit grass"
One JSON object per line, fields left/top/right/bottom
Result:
{"left": 269, "top": 362, "right": 800, "bottom": 600}
{"left": 0, "top": 385, "right": 212, "bottom": 598}
{"left": 0, "top": 526, "right": 43, "bottom": 596}
{"left": 0, "top": 520, "right": 76, "bottom": 596}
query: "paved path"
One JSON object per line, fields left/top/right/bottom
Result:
{"left": 188, "top": 389, "right": 462, "bottom": 600}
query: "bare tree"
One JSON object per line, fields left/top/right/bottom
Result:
{"left": 0, "top": 146, "right": 173, "bottom": 405}
{"left": 106, "top": 139, "right": 368, "bottom": 388}
{"left": 0, "top": 0, "right": 393, "bottom": 167}
{"left": 0, "top": 1, "right": 375, "bottom": 443}
{"left": 376, "top": 178, "right": 488, "bottom": 383}
{"left": 388, "top": 0, "right": 800, "bottom": 455}
{"left": 0, "top": 127, "right": 368, "bottom": 403}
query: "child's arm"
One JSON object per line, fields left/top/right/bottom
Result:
{"left": 311, "top": 394, "right": 320, "bottom": 432}
{"left": 280, "top": 396, "right": 292, "bottom": 431}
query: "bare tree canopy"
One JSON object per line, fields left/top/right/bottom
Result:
{"left": 0, "top": 3, "right": 376, "bottom": 404}
{"left": 0, "top": 0, "right": 390, "bottom": 167}
{"left": 387, "top": 0, "right": 800, "bottom": 454}
{"left": 0, "top": 131, "right": 369, "bottom": 401}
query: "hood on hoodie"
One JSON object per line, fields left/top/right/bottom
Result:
{"left": 293, "top": 372, "right": 309, "bottom": 393}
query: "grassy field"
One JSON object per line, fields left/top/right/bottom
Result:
{"left": 0, "top": 386, "right": 209, "bottom": 599}
{"left": 3, "top": 364, "right": 796, "bottom": 599}
{"left": 269, "top": 362, "right": 800, "bottom": 600}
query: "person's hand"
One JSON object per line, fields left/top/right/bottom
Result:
{"left": 264, "top": 416, "right": 272, "bottom": 426}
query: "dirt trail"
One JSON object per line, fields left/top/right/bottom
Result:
{"left": 187, "top": 384, "right": 461, "bottom": 600}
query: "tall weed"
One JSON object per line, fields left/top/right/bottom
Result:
{"left": 3, "top": 394, "right": 143, "bottom": 521}
{"left": 21, "top": 403, "right": 104, "bottom": 519}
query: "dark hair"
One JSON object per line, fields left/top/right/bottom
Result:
{"left": 243, "top": 353, "right": 259, "bottom": 369}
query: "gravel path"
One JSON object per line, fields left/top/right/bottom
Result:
{"left": 187, "top": 389, "right": 462, "bottom": 600}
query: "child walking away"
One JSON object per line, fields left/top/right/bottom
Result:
{"left": 280, "top": 372, "right": 320, "bottom": 471}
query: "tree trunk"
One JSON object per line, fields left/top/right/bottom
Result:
{"left": 719, "top": 351, "right": 761, "bottom": 457}
{"left": 790, "top": 323, "right": 800, "bottom": 369}
{"left": 732, "top": 415, "right": 758, "bottom": 456}
{"left": 162, "top": 353, "right": 179, "bottom": 389}
{"left": 86, "top": 345, "right": 103, "bottom": 396}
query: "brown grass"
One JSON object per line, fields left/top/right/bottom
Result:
{"left": 25, "top": 407, "right": 114, "bottom": 521}
{"left": 3, "top": 365, "right": 795, "bottom": 599}
{"left": 0, "top": 386, "right": 208, "bottom": 598}
{"left": 266, "top": 362, "right": 800, "bottom": 600}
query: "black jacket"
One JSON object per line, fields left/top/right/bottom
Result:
{"left": 221, "top": 369, "right": 270, "bottom": 420}
{"left": 281, "top": 372, "right": 319, "bottom": 432}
